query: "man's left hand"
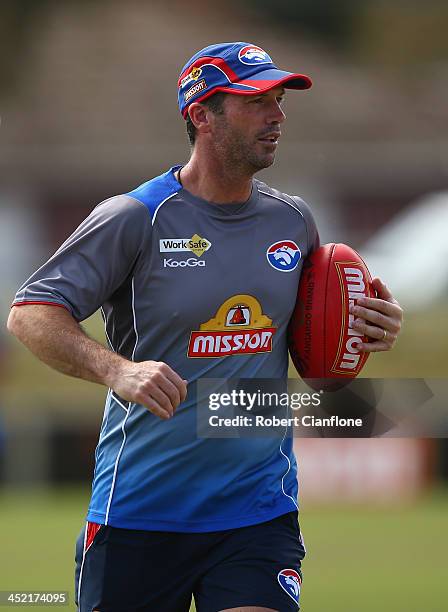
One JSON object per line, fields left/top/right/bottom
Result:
{"left": 350, "top": 277, "right": 403, "bottom": 353}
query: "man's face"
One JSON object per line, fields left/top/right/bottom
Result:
{"left": 208, "top": 87, "right": 286, "bottom": 173}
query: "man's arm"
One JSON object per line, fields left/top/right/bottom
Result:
{"left": 7, "top": 305, "right": 187, "bottom": 420}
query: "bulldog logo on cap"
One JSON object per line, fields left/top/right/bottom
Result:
{"left": 238, "top": 45, "right": 272, "bottom": 65}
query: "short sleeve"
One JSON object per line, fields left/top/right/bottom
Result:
{"left": 12, "top": 195, "right": 151, "bottom": 321}
{"left": 292, "top": 196, "right": 320, "bottom": 255}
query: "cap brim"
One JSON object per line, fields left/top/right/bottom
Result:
{"left": 237, "top": 68, "right": 312, "bottom": 91}
{"left": 182, "top": 68, "right": 312, "bottom": 118}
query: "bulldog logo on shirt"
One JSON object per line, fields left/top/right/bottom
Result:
{"left": 188, "top": 294, "right": 277, "bottom": 357}
{"left": 266, "top": 240, "right": 301, "bottom": 272}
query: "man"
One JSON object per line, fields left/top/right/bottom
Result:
{"left": 7, "top": 42, "right": 403, "bottom": 611}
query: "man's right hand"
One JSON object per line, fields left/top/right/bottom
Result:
{"left": 109, "top": 360, "right": 188, "bottom": 420}
{"left": 7, "top": 305, "right": 187, "bottom": 420}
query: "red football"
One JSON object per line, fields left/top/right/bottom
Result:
{"left": 288, "top": 243, "right": 374, "bottom": 385}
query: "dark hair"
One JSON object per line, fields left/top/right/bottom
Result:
{"left": 185, "top": 92, "right": 226, "bottom": 146}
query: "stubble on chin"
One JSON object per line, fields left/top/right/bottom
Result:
{"left": 222, "top": 136, "right": 276, "bottom": 174}
{"left": 213, "top": 118, "right": 276, "bottom": 174}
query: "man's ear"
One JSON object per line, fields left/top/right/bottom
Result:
{"left": 188, "top": 103, "right": 212, "bottom": 135}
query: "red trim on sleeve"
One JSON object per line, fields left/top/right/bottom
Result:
{"left": 12, "top": 300, "right": 70, "bottom": 312}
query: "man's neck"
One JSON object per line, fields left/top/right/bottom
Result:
{"left": 177, "top": 149, "right": 254, "bottom": 204}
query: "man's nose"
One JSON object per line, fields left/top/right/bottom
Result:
{"left": 267, "top": 102, "right": 286, "bottom": 124}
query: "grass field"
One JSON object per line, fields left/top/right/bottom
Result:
{"left": 0, "top": 486, "right": 447, "bottom": 611}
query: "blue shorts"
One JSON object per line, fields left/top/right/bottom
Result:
{"left": 75, "top": 511, "right": 305, "bottom": 611}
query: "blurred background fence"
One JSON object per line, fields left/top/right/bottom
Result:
{"left": 1, "top": 1, "right": 447, "bottom": 610}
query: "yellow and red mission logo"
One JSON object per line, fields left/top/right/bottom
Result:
{"left": 188, "top": 295, "right": 277, "bottom": 358}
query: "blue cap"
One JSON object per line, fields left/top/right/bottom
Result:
{"left": 178, "top": 42, "right": 312, "bottom": 118}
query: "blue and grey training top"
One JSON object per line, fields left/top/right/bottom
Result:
{"left": 13, "top": 165, "right": 319, "bottom": 532}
